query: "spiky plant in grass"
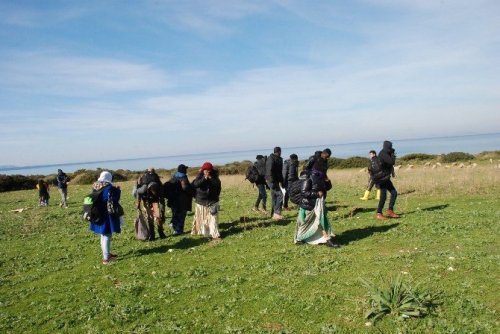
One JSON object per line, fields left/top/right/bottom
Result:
{"left": 360, "top": 274, "right": 440, "bottom": 323}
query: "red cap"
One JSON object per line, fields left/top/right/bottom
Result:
{"left": 201, "top": 162, "right": 213, "bottom": 171}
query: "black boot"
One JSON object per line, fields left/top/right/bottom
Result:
{"left": 158, "top": 228, "right": 167, "bottom": 239}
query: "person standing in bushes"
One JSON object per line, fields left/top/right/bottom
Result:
{"left": 253, "top": 155, "right": 268, "bottom": 212}
{"left": 136, "top": 168, "right": 166, "bottom": 240}
{"left": 191, "top": 162, "right": 222, "bottom": 241}
{"left": 374, "top": 141, "right": 400, "bottom": 220}
{"left": 36, "top": 179, "right": 50, "bottom": 206}
{"left": 360, "top": 150, "right": 381, "bottom": 201}
{"left": 282, "top": 153, "right": 299, "bottom": 210}
{"left": 56, "top": 169, "right": 70, "bottom": 208}
{"left": 89, "top": 171, "right": 122, "bottom": 265}
{"left": 265, "top": 147, "right": 284, "bottom": 220}
{"left": 166, "top": 164, "right": 193, "bottom": 235}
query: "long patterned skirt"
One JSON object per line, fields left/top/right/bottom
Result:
{"left": 191, "top": 203, "right": 220, "bottom": 239}
{"left": 295, "top": 199, "right": 333, "bottom": 244}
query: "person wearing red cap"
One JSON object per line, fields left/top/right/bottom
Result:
{"left": 191, "top": 162, "right": 222, "bottom": 240}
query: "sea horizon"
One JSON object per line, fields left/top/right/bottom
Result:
{"left": 2, "top": 132, "right": 499, "bottom": 176}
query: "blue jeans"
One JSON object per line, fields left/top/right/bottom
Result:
{"left": 255, "top": 183, "right": 267, "bottom": 209}
{"left": 377, "top": 180, "right": 397, "bottom": 213}
{"left": 270, "top": 187, "right": 283, "bottom": 215}
{"left": 171, "top": 208, "right": 187, "bottom": 234}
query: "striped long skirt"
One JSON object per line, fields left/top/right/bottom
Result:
{"left": 295, "top": 199, "right": 333, "bottom": 244}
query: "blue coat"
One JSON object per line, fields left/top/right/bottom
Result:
{"left": 89, "top": 185, "right": 122, "bottom": 235}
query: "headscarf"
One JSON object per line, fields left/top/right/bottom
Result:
{"left": 98, "top": 171, "right": 113, "bottom": 184}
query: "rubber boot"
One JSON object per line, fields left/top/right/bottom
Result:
{"left": 376, "top": 189, "right": 381, "bottom": 200}
{"left": 360, "top": 190, "right": 370, "bottom": 200}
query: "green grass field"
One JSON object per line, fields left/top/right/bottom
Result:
{"left": 1, "top": 166, "right": 499, "bottom": 333}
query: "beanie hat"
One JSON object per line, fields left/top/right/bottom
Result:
{"left": 177, "top": 164, "right": 188, "bottom": 173}
{"left": 256, "top": 155, "right": 264, "bottom": 160}
{"left": 201, "top": 162, "right": 213, "bottom": 171}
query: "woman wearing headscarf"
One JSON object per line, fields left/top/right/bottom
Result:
{"left": 191, "top": 162, "right": 222, "bottom": 240}
{"left": 295, "top": 163, "right": 339, "bottom": 248}
{"left": 89, "top": 171, "right": 122, "bottom": 264}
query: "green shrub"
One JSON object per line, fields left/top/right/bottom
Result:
{"left": 440, "top": 152, "right": 475, "bottom": 163}
{"left": 360, "top": 274, "right": 440, "bottom": 323}
{"left": 338, "top": 156, "right": 369, "bottom": 169}
{"left": 399, "top": 153, "right": 437, "bottom": 163}
{"left": 0, "top": 175, "right": 40, "bottom": 192}
{"left": 475, "top": 150, "right": 500, "bottom": 159}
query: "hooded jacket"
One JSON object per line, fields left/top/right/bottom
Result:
{"left": 265, "top": 153, "right": 283, "bottom": 189}
{"left": 282, "top": 159, "right": 299, "bottom": 187}
{"left": 299, "top": 170, "right": 330, "bottom": 211}
{"left": 378, "top": 141, "right": 396, "bottom": 180}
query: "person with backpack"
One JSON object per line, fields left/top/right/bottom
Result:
{"left": 191, "top": 162, "right": 222, "bottom": 241}
{"left": 303, "top": 151, "right": 322, "bottom": 173}
{"left": 282, "top": 153, "right": 299, "bottom": 210}
{"left": 360, "top": 150, "right": 381, "bottom": 201}
{"left": 252, "top": 155, "right": 268, "bottom": 212}
{"left": 295, "top": 163, "right": 339, "bottom": 248}
{"left": 56, "top": 169, "right": 70, "bottom": 208}
{"left": 136, "top": 168, "right": 166, "bottom": 240}
{"left": 36, "top": 179, "right": 50, "bottom": 207}
{"left": 265, "top": 147, "right": 284, "bottom": 220}
{"left": 374, "top": 141, "right": 400, "bottom": 220}
{"left": 89, "top": 171, "right": 122, "bottom": 265}
{"left": 165, "top": 164, "right": 193, "bottom": 235}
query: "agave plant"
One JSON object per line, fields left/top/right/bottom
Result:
{"left": 360, "top": 274, "right": 440, "bottom": 322}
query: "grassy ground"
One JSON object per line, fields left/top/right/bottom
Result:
{"left": 0, "top": 165, "right": 499, "bottom": 333}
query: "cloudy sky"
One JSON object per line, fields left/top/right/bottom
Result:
{"left": 1, "top": 0, "right": 499, "bottom": 166}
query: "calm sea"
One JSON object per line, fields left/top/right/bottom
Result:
{"left": 3, "top": 133, "right": 499, "bottom": 176}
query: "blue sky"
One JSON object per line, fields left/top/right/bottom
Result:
{"left": 1, "top": 0, "right": 499, "bottom": 166}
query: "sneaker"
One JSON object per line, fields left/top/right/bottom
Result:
{"left": 102, "top": 257, "right": 117, "bottom": 265}
{"left": 272, "top": 213, "right": 284, "bottom": 220}
{"left": 376, "top": 213, "right": 388, "bottom": 220}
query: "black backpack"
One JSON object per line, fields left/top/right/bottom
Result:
{"left": 288, "top": 174, "right": 308, "bottom": 205}
{"left": 83, "top": 188, "right": 105, "bottom": 224}
{"left": 370, "top": 157, "right": 390, "bottom": 183}
{"left": 245, "top": 165, "right": 260, "bottom": 184}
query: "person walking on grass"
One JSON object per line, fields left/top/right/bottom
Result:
{"left": 36, "top": 179, "right": 50, "bottom": 207}
{"left": 165, "top": 164, "right": 194, "bottom": 236}
{"left": 191, "top": 162, "right": 222, "bottom": 241}
{"left": 282, "top": 153, "right": 299, "bottom": 210}
{"left": 295, "top": 164, "right": 339, "bottom": 248}
{"left": 265, "top": 147, "right": 284, "bottom": 220}
{"left": 56, "top": 169, "right": 70, "bottom": 208}
{"left": 253, "top": 155, "right": 268, "bottom": 212}
{"left": 374, "top": 141, "right": 400, "bottom": 220}
{"left": 136, "top": 168, "right": 166, "bottom": 240}
{"left": 89, "top": 171, "right": 122, "bottom": 265}
{"left": 360, "top": 150, "right": 381, "bottom": 201}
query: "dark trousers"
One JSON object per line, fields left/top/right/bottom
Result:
{"left": 255, "top": 183, "right": 267, "bottom": 209}
{"left": 271, "top": 188, "right": 283, "bottom": 215}
{"left": 171, "top": 208, "right": 187, "bottom": 234}
{"left": 377, "top": 180, "right": 397, "bottom": 213}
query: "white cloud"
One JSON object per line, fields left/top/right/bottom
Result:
{"left": 0, "top": 52, "right": 169, "bottom": 97}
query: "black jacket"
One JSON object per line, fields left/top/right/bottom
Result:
{"left": 255, "top": 156, "right": 267, "bottom": 185}
{"left": 299, "top": 171, "right": 330, "bottom": 211}
{"left": 282, "top": 159, "right": 299, "bottom": 187}
{"left": 265, "top": 153, "right": 283, "bottom": 190}
{"left": 378, "top": 141, "right": 396, "bottom": 180}
{"left": 166, "top": 175, "right": 193, "bottom": 211}
{"left": 192, "top": 170, "right": 221, "bottom": 206}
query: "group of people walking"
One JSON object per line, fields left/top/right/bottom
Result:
{"left": 40, "top": 141, "right": 399, "bottom": 264}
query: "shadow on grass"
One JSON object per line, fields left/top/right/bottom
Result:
{"left": 337, "top": 223, "right": 399, "bottom": 245}
{"left": 220, "top": 216, "right": 292, "bottom": 238}
{"left": 339, "top": 207, "right": 375, "bottom": 219}
{"left": 404, "top": 204, "right": 450, "bottom": 215}
{"left": 134, "top": 237, "right": 208, "bottom": 256}
{"left": 326, "top": 204, "right": 349, "bottom": 211}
